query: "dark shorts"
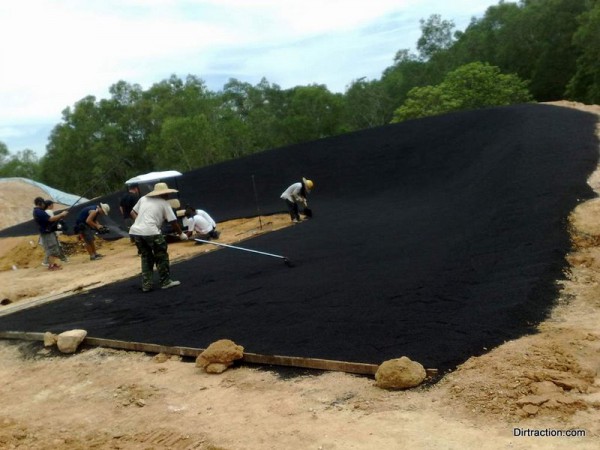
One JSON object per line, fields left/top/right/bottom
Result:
{"left": 79, "top": 224, "right": 95, "bottom": 243}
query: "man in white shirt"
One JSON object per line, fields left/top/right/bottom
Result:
{"left": 183, "top": 205, "right": 220, "bottom": 240}
{"left": 280, "top": 177, "right": 314, "bottom": 222}
{"left": 129, "top": 182, "right": 188, "bottom": 292}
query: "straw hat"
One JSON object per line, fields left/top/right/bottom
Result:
{"left": 100, "top": 203, "right": 110, "bottom": 215}
{"left": 146, "top": 182, "right": 178, "bottom": 197}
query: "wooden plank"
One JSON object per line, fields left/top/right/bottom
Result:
{"left": 242, "top": 352, "right": 379, "bottom": 375}
{"left": 0, "top": 331, "right": 46, "bottom": 341}
{"left": 84, "top": 337, "right": 202, "bottom": 358}
{"left": 85, "top": 337, "right": 380, "bottom": 375}
{"left": 0, "top": 331, "right": 437, "bottom": 377}
{"left": 0, "top": 333, "right": 202, "bottom": 358}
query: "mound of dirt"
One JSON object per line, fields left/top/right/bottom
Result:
{"left": 0, "top": 179, "right": 71, "bottom": 233}
{"left": 0, "top": 180, "right": 49, "bottom": 231}
{"left": 0, "top": 234, "right": 90, "bottom": 272}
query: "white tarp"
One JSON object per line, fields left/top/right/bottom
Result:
{"left": 125, "top": 171, "right": 182, "bottom": 185}
{"left": 0, "top": 177, "right": 87, "bottom": 206}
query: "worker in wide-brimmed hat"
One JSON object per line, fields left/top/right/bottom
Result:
{"left": 75, "top": 202, "right": 111, "bottom": 261}
{"left": 129, "top": 182, "right": 188, "bottom": 292}
{"left": 280, "top": 177, "right": 314, "bottom": 223}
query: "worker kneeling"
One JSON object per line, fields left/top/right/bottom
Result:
{"left": 183, "top": 205, "right": 220, "bottom": 241}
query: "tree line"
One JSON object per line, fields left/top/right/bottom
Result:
{"left": 2, "top": 0, "right": 598, "bottom": 196}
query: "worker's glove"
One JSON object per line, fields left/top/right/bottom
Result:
{"left": 57, "top": 220, "right": 68, "bottom": 232}
{"left": 98, "top": 226, "right": 110, "bottom": 234}
{"left": 179, "top": 232, "right": 189, "bottom": 241}
{"left": 297, "top": 197, "right": 308, "bottom": 208}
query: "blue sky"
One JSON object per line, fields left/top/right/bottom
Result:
{"left": 0, "top": 0, "right": 500, "bottom": 158}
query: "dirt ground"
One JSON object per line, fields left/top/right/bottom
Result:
{"left": 0, "top": 101, "right": 599, "bottom": 449}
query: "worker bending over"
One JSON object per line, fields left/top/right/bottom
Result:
{"left": 183, "top": 205, "right": 220, "bottom": 240}
{"left": 75, "top": 203, "right": 110, "bottom": 261}
{"left": 280, "top": 177, "right": 314, "bottom": 222}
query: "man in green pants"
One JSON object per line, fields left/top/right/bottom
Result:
{"left": 129, "top": 182, "right": 188, "bottom": 292}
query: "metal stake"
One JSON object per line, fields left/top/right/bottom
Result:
{"left": 251, "top": 174, "right": 263, "bottom": 230}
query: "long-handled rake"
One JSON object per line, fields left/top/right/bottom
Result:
{"left": 193, "top": 239, "right": 294, "bottom": 267}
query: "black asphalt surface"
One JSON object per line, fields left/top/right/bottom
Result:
{"left": 1, "top": 104, "right": 598, "bottom": 372}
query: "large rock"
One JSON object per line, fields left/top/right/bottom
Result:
{"left": 375, "top": 356, "right": 426, "bottom": 389}
{"left": 196, "top": 339, "right": 244, "bottom": 373}
{"left": 57, "top": 329, "right": 87, "bottom": 354}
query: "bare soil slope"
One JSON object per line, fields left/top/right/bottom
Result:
{"left": 0, "top": 102, "right": 598, "bottom": 449}
{"left": 0, "top": 180, "right": 51, "bottom": 231}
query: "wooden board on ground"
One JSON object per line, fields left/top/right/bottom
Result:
{"left": 0, "top": 331, "right": 437, "bottom": 376}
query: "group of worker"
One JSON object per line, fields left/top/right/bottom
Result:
{"left": 33, "top": 197, "right": 110, "bottom": 270}
{"left": 33, "top": 176, "right": 314, "bottom": 291}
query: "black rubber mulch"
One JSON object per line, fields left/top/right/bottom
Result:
{"left": 1, "top": 104, "right": 598, "bottom": 372}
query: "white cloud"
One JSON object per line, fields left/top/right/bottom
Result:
{"left": 0, "top": 0, "right": 499, "bottom": 155}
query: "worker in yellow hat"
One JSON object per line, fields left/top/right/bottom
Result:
{"left": 280, "top": 177, "right": 314, "bottom": 223}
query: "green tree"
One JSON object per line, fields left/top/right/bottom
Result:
{"left": 391, "top": 85, "right": 454, "bottom": 122}
{"left": 392, "top": 62, "right": 532, "bottom": 122}
{"left": 448, "top": 2, "right": 522, "bottom": 69}
{"left": 470, "top": 0, "right": 587, "bottom": 101}
{"left": 100, "top": 80, "right": 153, "bottom": 176}
{"left": 566, "top": 0, "right": 600, "bottom": 103}
{"left": 0, "top": 149, "right": 40, "bottom": 179}
{"left": 41, "top": 95, "right": 130, "bottom": 196}
{"left": 279, "top": 84, "right": 344, "bottom": 144}
{"left": 444, "top": 0, "right": 591, "bottom": 101}
{"left": 0, "top": 141, "right": 8, "bottom": 167}
{"left": 41, "top": 96, "right": 104, "bottom": 194}
{"left": 378, "top": 50, "right": 430, "bottom": 120}
{"left": 42, "top": 75, "right": 224, "bottom": 195}
{"left": 215, "top": 112, "right": 254, "bottom": 160}
{"left": 220, "top": 77, "right": 287, "bottom": 152}
{"left": 516, "top": 0, "right": 588, "bottom": 100}
{"left": 343, "top": 77, "right": 390, "bottom": 130}
{"left": 417, "top": 14, "right": 456, "bottom": 61}
{"left": 149, "top": 114, "right": 222, "bottom": 171}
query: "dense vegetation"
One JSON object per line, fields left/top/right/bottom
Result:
{"left": 2, "top": 0, "right": 599, "bottom": 196}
